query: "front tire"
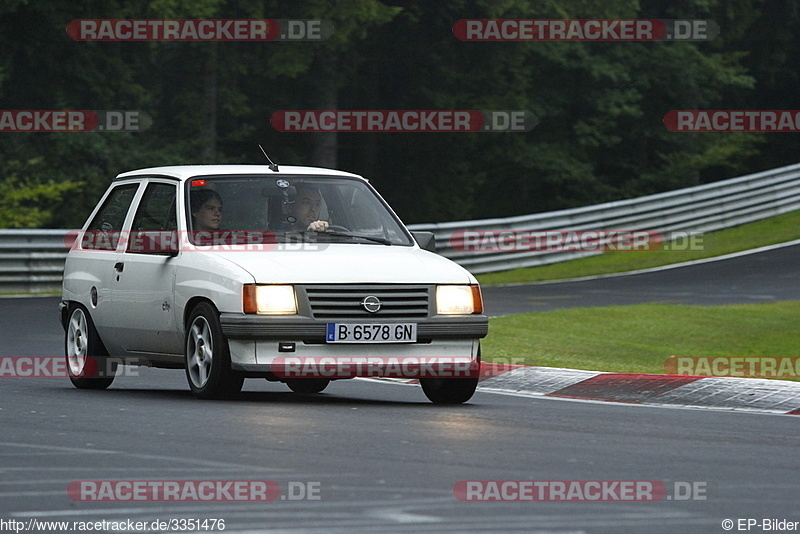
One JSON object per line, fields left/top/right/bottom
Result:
{"left": 420, "top": 376, "right": 479, "bottom": 404}
{"left": 285, "top": 378, "right": 330, "bottom": 394}
{"left": 64, "top": 305, "right": 116, "bottom": 390}
{"left": 420, "top": 347, "right": 480, "bottom": 404}
{"left": 185, "top": 302, "right": 244, "bottom": 399}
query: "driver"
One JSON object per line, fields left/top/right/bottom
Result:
{"left": 283, "top": 185, "right": 329, "bottom": 232}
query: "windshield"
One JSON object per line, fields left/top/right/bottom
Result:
{"left": 184, "top": 174, "right": 414, "bottom": 246}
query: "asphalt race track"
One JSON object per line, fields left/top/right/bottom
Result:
{"left": 0, "top": 244, "right": 798, "bottom": 533}
{"left": 482, "top": 242, "right": 800, "bottom": 315}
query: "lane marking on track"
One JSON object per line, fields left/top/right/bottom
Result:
{"left": 489, "top": 238, "right": 800, "bottom": 287}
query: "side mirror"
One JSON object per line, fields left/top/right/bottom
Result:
{"left": 411, "top": 231, "right": 436, "bottom": 253}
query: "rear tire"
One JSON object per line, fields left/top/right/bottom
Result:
{"left": 185, "top": 302, "right": 244, "bottom": 399}
{"left": 64, "top": 305, "right": 116, "bottom": 390}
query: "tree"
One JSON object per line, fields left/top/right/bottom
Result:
{"left": 0, "top": 0, "right": 795, "bottom": 227}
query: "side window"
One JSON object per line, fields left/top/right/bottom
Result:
{"left": 82, "top": 183, "right": 139, "bottom": 251}
{"left": 128, "top": 182, "right": 178, "bottom": 253}
{"left": 131, "top": 183, "right": 177, "bottom": 231}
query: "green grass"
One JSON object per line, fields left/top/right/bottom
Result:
{"left": 482, "top": 302, "right": 800, "bottom": 379}
{"left": 476, "top": 209, "right": 800, "bottom": 285}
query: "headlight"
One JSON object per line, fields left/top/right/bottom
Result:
{"left": 243, "top": 285, "right": 297, "bottom": 314}
{"left": 436, "top": 285, "right": 483, "bottom": 315}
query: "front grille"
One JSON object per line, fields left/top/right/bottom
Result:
{"left": 303, "top": 285, "right": 430, "bottom": 320}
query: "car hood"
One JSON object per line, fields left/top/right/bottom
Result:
{"left": 201, "top": 244, "right": 476, "bottom": 284}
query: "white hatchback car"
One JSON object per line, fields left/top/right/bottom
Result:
{"left": 60, "top": 165, "right": 488, "bottom": 403}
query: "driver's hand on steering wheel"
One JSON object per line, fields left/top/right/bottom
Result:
{"left": 307, "top": 220, "right": 329, "bottom": 232}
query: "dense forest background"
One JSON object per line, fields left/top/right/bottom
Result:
{"left": 1, "top": 0, "right": 799, "bottom": 227}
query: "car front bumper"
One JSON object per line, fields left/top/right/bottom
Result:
{"left": 220, "top": 313, "right": 487, "bottom": 378}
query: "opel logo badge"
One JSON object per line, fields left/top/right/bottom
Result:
{"left": 361, "top": 295, "right": 382, "bottom": 313}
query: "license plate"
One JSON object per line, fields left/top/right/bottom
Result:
{"left": 326, "top": 323, "right": 417, "bottom": 343}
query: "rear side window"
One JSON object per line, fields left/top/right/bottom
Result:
{"left": 82, "top": 183, "right": 139, "bottom": 250}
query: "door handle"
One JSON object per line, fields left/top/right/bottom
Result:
{"left": 114, "top": 262, "right": 124, "bottom": 272}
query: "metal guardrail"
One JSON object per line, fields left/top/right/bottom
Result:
{"left": 0, "top": 230, "right": 73, "bottom": 293}
{"left": 409, "top": 162, "right": 800, "bottom": 273}
{"left": 1, "top": 162, "right": 799, "bottom": 292}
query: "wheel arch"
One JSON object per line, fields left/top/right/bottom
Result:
{"left": 183, "top": 296, "right": 219, "bottom": 328}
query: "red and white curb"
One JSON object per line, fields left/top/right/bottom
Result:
{"left": 478, "top": 363, "right": 800, "bottom": 415}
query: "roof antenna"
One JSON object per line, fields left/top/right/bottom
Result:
{"left": 258, "top": 144, "right": 279, "bottom": 172}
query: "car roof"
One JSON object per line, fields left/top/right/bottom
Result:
{"left": 115, "top": 165, "right": 365, "bottom": 182}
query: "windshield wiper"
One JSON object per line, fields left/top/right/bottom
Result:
{"left": 317, "top": 230, "right": 393, "bottom": 245}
